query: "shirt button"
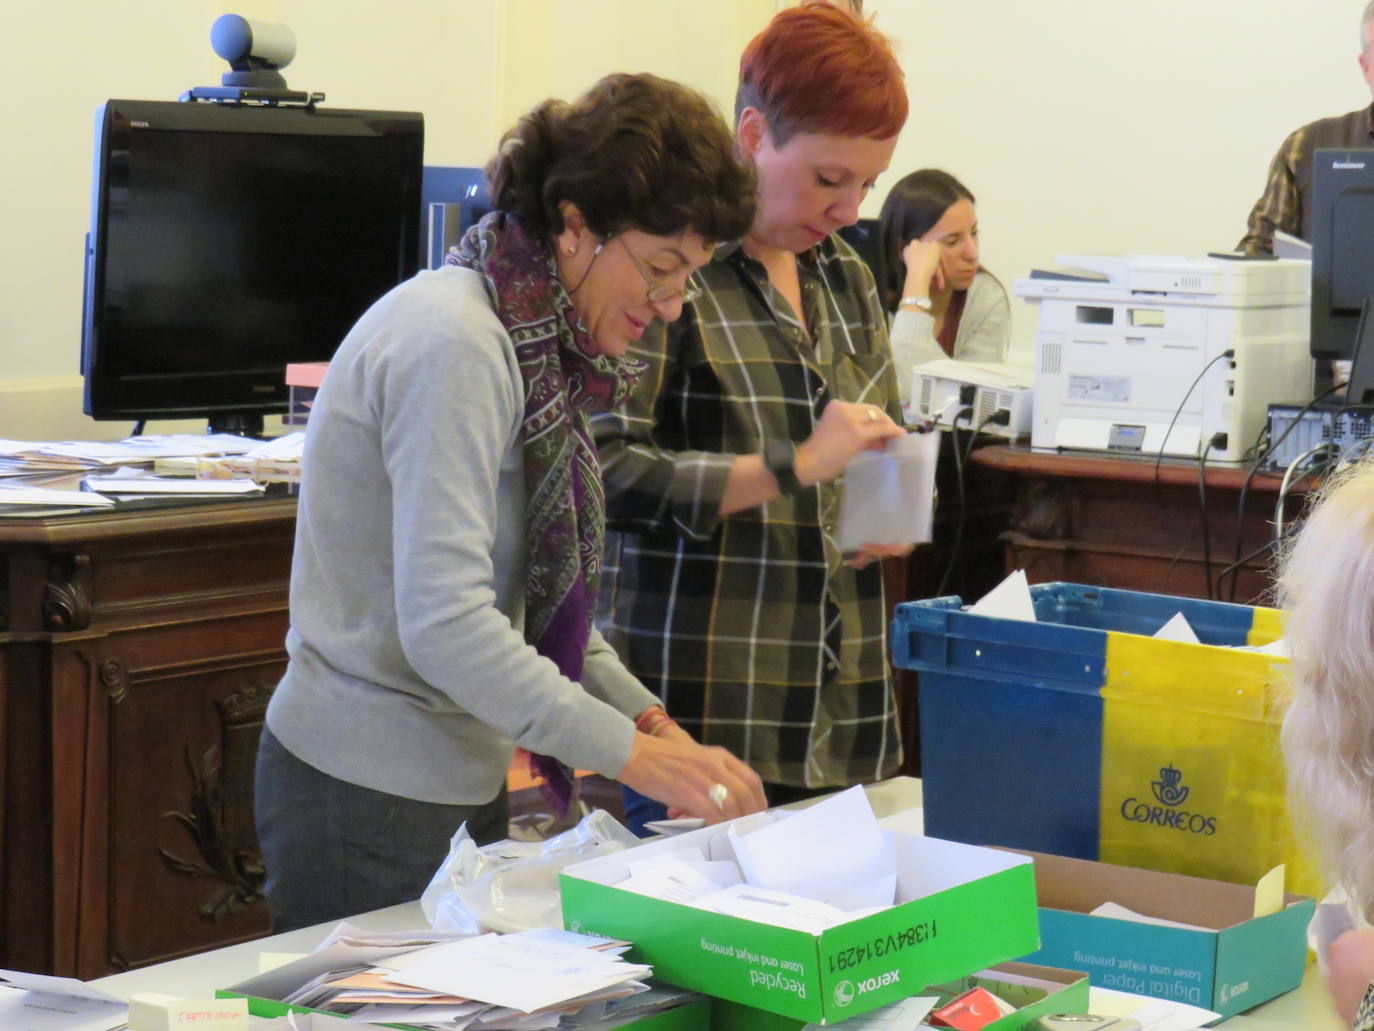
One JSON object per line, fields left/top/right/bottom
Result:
{"left": 825, "top": 661, "right": 837, "bottom": 672}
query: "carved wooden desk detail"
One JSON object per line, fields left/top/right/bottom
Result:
{"left": 0, "top": 497, "right": 295, "bottom": 978}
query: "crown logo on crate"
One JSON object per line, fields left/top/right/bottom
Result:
{"left": 1151, "top": 764, "right": 1189, "bottom": 806}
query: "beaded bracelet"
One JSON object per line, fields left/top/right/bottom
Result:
{"left": 634, "top": 706, "right": 677, "bottom": 737}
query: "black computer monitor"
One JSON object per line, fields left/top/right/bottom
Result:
{"left": 1311, "top": 147, "right": 1374, "bottom": 360}
{"left": 81, "top": 98, "right": 424, "bottom": 434}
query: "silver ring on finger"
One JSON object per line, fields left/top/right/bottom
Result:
{"left": 867, "top": 407, "right": 880, "bottom": 423}
{"left": 709, "top": 782, "right": 729, "bottom": 810}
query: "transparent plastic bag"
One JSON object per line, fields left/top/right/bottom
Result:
{"left": 420, "top": 808, "right": 639, "bottom": 933}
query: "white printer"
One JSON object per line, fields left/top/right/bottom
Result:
{"left": 1016, "top": 254, "right": 1312, "bottom": 463}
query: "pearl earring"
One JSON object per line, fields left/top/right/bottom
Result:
{"left": 565, "top": 245, "right": 577, "bottom": 256}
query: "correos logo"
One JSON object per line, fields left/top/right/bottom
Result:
{"left": 1151, "top": 764, "right": 1188, "bottom": 806}
{"left": 833, "top": 981, "right": 856, "bottom": 1007}
{"left": 1119, "top": 764, "right": 1218, "bottom": 835}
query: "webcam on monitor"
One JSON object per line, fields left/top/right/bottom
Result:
{"left": 182, "top": 14, "right": 321, "bottom": 107}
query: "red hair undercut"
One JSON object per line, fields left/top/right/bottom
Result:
{"left": 736, "top": 0, "right": 908, "bottom": 145}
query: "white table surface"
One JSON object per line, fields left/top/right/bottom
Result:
{"left": 89, "top": 776, "right": 1343, "bottom": 1028}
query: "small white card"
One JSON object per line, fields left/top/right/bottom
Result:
{"left": 1152, "top": 612, "right": 1200, "bottom": 644}
{"left": 166, "top": 998, "right": 249, "bottom": 1031}
{"left": 968, "top": 569, "right": 1036, "bottom": 620}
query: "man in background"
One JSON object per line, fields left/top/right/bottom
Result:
{"left": 1237, "top": 1, "right": 1374, "bottom": 253}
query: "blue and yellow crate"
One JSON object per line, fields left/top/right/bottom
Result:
{"left": 892, "top": 582, "right": 1317, "bottom": 895}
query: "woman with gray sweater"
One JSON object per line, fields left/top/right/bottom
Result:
{"left": 877, "top": 169, "right": 1011, "bottom": 403}
{"left": 255, "top": 73, "right": 765, "bottom": 931}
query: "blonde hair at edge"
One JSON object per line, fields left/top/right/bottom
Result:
{"left": 1279, "top": 459, "right": 1374, "bottom": 921}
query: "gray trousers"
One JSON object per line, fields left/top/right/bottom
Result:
{"left": 254, "top": 725, "right": 509, "bottom": 932}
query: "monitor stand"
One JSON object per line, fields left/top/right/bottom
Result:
{"left": 207, "top": 412, "right": 266, "bottom": 438}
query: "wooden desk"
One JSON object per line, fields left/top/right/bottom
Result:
{"left": 0, "top": 496, "right": 297, "bottom": 978}
{"left": 969, "top": 446, "right": 1308, "bottom": 603}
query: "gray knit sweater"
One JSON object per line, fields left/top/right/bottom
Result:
{"left": 266, "top": 266, "right": 658, "bottom": 804}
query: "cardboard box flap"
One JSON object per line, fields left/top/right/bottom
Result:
{"left": 1004, "top": 848, "right": 1261, "bottom": 930}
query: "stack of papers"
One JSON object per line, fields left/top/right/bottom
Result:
{"left": 604, "top": 786, "right": 900, "bottom": 932}
{"left": 82, "top": 470, "right": 264, "bottom": 498}
{"left": 170, "top": 432, "right": 306, "bottom": 484}
{"left": 0, "top": 434, "right": 267, "bottom": 512}
{"left": 0, "top": 971, "right": 127, "bottom": 1031}
{"left": 233, "top": 926, "right": 678, "bottom": 1030}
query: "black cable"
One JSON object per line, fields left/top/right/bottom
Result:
{"left": 935, "top": 404, "right": 974, "bottom": 598}
{"left": 1213, "top": 539, "right": 1279, "bottom": 603}
{"left": 962, "top": 409, "right": 1007, "bottom": 468}
{"left": 1152, "top": 349, "right": 1235, "bottom": 498}
{"left": 1197, "top": 433, "right": 1225, "bottom": 600}
{"left": 1224, "top": 382, "right": 1344, "bottom": 601}
{"left": 131, "top": 419, "right": 146, "bottom": 437}
{"left": 936, "top": 408, "right": 1010, "bottom": 600}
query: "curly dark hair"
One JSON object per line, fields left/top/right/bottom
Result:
{"left": 486, "top": 72, "right": 755, "bottom": 245}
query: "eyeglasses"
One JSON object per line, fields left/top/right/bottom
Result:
{"left": 608, "top": 235, "right": 702, "bottom": 305}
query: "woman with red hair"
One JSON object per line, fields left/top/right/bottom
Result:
{"left": 595, "top": 1, "right": 910, "bottom": 833}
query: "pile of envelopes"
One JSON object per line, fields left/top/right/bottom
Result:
{"left": 224, "top": 923, "right": 700, "bottom": 1030}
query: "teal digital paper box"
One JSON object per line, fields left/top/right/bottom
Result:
{"left": 1008, "top": 848, "right": 1314, "bottom": 1018}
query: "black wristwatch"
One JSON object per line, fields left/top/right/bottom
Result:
{"left": 764, "top": 440, "right": 803, "bottom": 495}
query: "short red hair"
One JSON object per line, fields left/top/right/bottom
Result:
{"left": 736, "top": 1, "right": 907, "bottom": 144}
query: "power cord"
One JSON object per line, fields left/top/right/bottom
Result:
{"left": 1152, "top": 349, "right": 1235, "bottom": 495}
{"left": 1225, "top": 382, "right": 1344, "bottom": 600}
{"left": 1274, "top": 443, "right": 1337, "bottom": 546}
{"left": 936, "top": 403, "right": 975, "bottom": 597}
{"left": 1197, "top": 431, "right": 1227, "bottom": 600}
{"left": 933, "top": 406, "right": 1013, "bottom": 600}
{"left": 962, "top": 407, "right": 1011, "bottom": 468}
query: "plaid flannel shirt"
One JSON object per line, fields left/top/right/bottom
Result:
{"left": 592, "top": 236, "right": 904, "bottom": 788}
{"left": 1237, "top": 104, "right": 1374, "bottom": 253}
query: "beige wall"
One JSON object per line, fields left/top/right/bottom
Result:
{"left": 0, "top": 1, "right": 1365, "bottom": 436}
{"left": 0, "top": 0, "right": 771, "bottom": 439}
{"left": 867, "top": 0, "right": 1368, "bottom": 362}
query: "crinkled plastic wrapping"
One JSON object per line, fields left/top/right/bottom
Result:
{"left": 421, "top": 808, "right": 639, "bottom": 933}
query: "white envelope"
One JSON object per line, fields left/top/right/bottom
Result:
{"left": 837, "top": 432, "right": 939, "bottom": 551}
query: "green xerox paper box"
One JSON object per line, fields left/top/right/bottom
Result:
{"left": 560, "top": 815, "right": 1039, "bottom": 1025}
{"left": 219, "top": 963, "right": 711, "bottom": 1029}
{"left": 217, "top": 992, "right": 711, "bottom": 1030}
{"left": 1008, "top": 848, "right": 1314, "bottom": 1019}
{"left": 712, "top": 962, "right": 1090, "bottom": 1031}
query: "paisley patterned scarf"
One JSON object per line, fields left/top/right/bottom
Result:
{"left": 447, "top": 211, "right": 644, "bottom": 814}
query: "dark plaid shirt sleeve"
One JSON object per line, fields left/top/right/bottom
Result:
{"left": 594, "top": 319, "right": 737, "bottom": 542}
